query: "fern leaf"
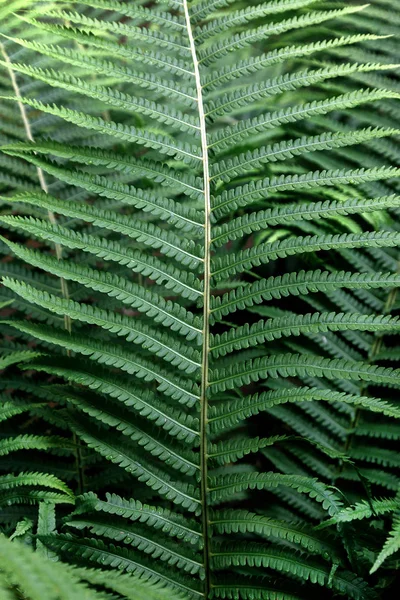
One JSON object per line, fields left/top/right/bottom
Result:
{"left": 43, "top": 8, "right": 192, "bottom": 55}
{"left": 0, "top": 399, "right": 45, "bottom": 424}
{"left": 205, "top": 62, "right": 392, "bottom": 119}
{"left": 212, "top": 231, "right": 400, "bottom": 281}
{"left": 212, "top": 166, "right": 400, "bottom": 217}
{"left": 210, "top": 354, "right": 400, "bottom": 394}
{"left": 318, "top": 498, "right": 399, "bottom": 529}
{"left": 0, "top": 95, "right": 202, "bottom": 164}
{"left": 1, "top": 1, "right": 400, "bottom": 596}
{"left": 210, "top": 270, "right": 400, "bottom": 321}
{"left": 0, "top": 61, "right": 200, "bottom": 134}
{"left": 1, "top": 193, "right": 203, "bottom": 267}
{"left": 0, "top": 473, "right": 74, "bottom": 498}
{"left": 370, "top": 515, "right": 400, "bottom": 573}
{"left": 3, "top": 320, "right": 200, "bottom": 406}
{"left": 209, "top": 436, "right": 290, "bottom": 466}
{"left": 209, "top": 472, "right": 342, "bottom": 514}
{"left": 39, "top": 533, "right": 203, "bottom": 597}
{"left": 199, "top": 5, "right": 367, "bottom": 65}
{"left": 210, "top": 509, "right": 339, "bottom": 558}
{"left": 212, "top": 194, "right": 400, "bottom": 247}
{"left": 195, "top": 0, "right": 317, "bottom": 43}
{"left": 0, "top": 236, "right": 202, "bottom": 339}
{"left": 73, "top": 564, "right": 187, "bottom": 600}
{"left": 211, "top": 128, "right": 399, "bottom": 183}
{"left": 208, "top": 88, "right": 399, "bottom": 152}
{"left": 70, "top": 491, "right": 202, "bottom": 546}
{"left": 2, "top": 278, "right": 201, "bottom": 374}
{"left": 55, "top": 387, "right": 200, "bottom": 476}
{"left": 2, "top": 155, "right": 204, "bottom": 233}
{"left": 36, "top": 501, "right": 57, "bottom": 559}
{"left": 0, "top": 216, "right": 202, "bottom": 300}
{"left": 66, "top": 515, "right": 203, "bottom": 576}
{"left": 64, "top": 414, "right": 201, "bottom": 513}
{"left": 27, "top": 360, "right": 200, "bottom": 444}
{"left": 0, "top": 533, "right": 183, "bottom": 600}
{"left": 2, "top": 141, "right": 203, "bottom": 200}
{"left": 210, "top": 312, "right": 400, "bottom": 358}
{"left": 0, "top": 350, "right": 40, "bottom": 370}
{"left": 65, "top": 0, "right": 186, "bottom": 32}
{"left": 16, "top": 15, "right": 195, "bottom": 77}
{"left": 0, "top": 435, "right": 75, "bottom": 457}
{"left": 212, "top": 543, "right": 371, "bottom": 600}
{"left": 4, "top": 39, "right": 195, "bottom": 107}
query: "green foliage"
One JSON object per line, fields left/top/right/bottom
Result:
{"left": 0, "top": 0, "right": 400, "bottom": 598}
{"left": 0, "top": 532, "right": 182, "bottom": 599}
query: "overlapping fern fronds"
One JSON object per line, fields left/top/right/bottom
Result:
{"left": 0, "top": 0, "right": 400, "bottom": 598}
{"left": 0, "top": 531, "right": 182, "bottom": 600}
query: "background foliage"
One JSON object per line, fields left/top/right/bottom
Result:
{"left": 0, "top": 0, "right": 400, "bottom": 598}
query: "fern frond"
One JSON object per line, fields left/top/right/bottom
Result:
{"left": 211, "top": 386, "right": 372, "bottom": 437}
{"left": 0, "top": 95, "right": 202, "bottom": 163}
{"left": 16, "top": 138, "right": 201, "bottom": 190}
{"left": 15, "top": 15, "right": 194, "bottom": 77}
{"left": 208, "top": 88, "right": 399, "bottom": 152}
{"left": 0, "top": 217, "right": 202, "bottom": 300}
{"left": 212, "top": 231, "right": 400, "bottom": 280}
{"left": 0, "top": 435, "right": 75, "bottom": 457}
{"left": 67, "top": 516, "right": 203, "bottom": 576}
{"left": 2, "top": 278, "right": 201, "bottom": 374}
{"left": 0, "top": 350, "right": 40, "bottom": 369}
{"left": 4, "top": 319, "right": 200, "bottom": 406}
{"left": 28, "top": 360, "right": 200, "bottom": 444}
{"left": 211, "top": 128, "right": 399, "bottom": 183}
{"left": 69, "top": 492, "right": 202, "bottom": 546}
{"left": 1, "top": 194, "right": 203, "bottom": 267}
{"left": 1, "top": 1, "right": 400, "bottom": 597}
{"left": 210, "top": 312, "right": 400, "bottom": 358}
{"left": 212, "top": 195, "right": 400, "bottom": 247}
{"left": 1, "top": 156, "right": 204, "bottom": 232}
{"left": 209, "top": 435, "right": 290, "bottom": 466}
{"left": 210, "top": 353, "right": 400, "bottom": 393}
{"left": 0, "top": 61, "right": 200, "bottom": 133}
{"left": 0, "top": 472, "right": 74, "bottom": 499}
{"left": 318, "top": 498, "right": 399, "bottom": 529}
{"left": 64, "top": 0, "right": 187, "bottom": 32}
{"left": 0, "top": 236, "right": 202, "bottom": 339}
{"left": 203, "top": 33, "right": 390, "bottom": 91}
{"left": 44, "top": 7, "right": 190, "bottom": 52}
{"left": 0, "top": 533, "right": 183, "bottom": 600}
{"left": 1, "top": 141, "right": 203, "bottom": 199}
{"left": 205, "top": 63, "right": 394, "bottom": 119}
{"left": 195, "top": 0, "right": 317, "bottom": 43}
{"left": 54, "top": 387, "right": 200, "bottom": 476}
{"left": 212, "top": 543, "right": 371, "bottom": 600}
{"left": 39, "top": 533, "right": 203, "bottom": 598}
{"left": 210, "top": 509, "right": 339, "bottom": 558}
{"left": 209, "top": 471, "right": 342, "bottom": 515}
{"left": 198, "top": 5, "right": 367, "bottom": 65}
{"left": 370, "top": 513, "right": 400, "bottom": 573}
{"left": 5, "top": 36, "right": 196, "bottom": 106}
{"left": 64, "top": 414, "right": 201, "bottom": 513}
{"left": 212, "top": 166, "right": 400, "bottom": 217}
{"left": 211, "top": 271, "right": 400, "bottom": 321}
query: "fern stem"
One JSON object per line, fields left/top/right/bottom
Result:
{"left": 0, "top": 42, "right": 86, "bottom": 494}
{"left": 183, "top": 1, "right": 211, "bottom": 595}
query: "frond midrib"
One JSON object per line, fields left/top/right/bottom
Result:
{"left": 183, "top": 1, "right": 212, "bottom": 595}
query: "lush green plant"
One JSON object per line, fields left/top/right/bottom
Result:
{"left": 0, "top": 529, "right": 182, "bottom": 599}
{"left": 0, "top": 0, "right": 400, "bottom": 598}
